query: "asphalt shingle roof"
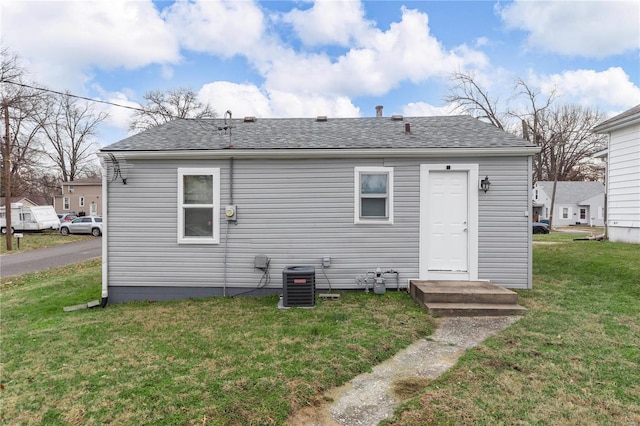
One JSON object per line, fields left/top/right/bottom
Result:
{"left": 102, "top": 115, "right": 536, "bottom": 152}
{"left": 536, "top": 181, "right": 605, "bottom": 204}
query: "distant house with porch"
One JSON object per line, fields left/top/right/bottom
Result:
{"left": 593, "top": 104, "right": 640, "bottom": 244}
{"left": 53, "top": 177, "right": 102, "bottom": 216}
{"left": 532, "top": 181, "right": 605, "bottom": 227}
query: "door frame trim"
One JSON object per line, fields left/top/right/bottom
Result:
{"left": 419, "top": 164, "right": 479, "bottom": 280}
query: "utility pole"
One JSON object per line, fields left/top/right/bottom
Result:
{"left": 3, "top": 100, "right": 12, "bottom": 250}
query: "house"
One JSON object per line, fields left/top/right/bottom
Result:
{"left": 98, "top": 114, "right": 539, "bottom": 304}
{"left": 593, "top": 104, "right": 640, "bottom": 244}
{"left": 53, "top": 177, "right": 102, "bottom": 216}
{"left": 0, "top": 197, "right": 38, "bottom": 208}
{"left": 532, "top": 181, "right": 605, "bottom": 226}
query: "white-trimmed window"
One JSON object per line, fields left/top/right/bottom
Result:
{"left": 63, "top": 197, "right": 70, "bottom": 210}
{"left": 562, "top": 207, "right": 569, "bottom": 219}
{"left": 354, "top": 166, "right": 394, "bottom": 224}
{"left": 79, "top": 197, "right": 85, "bottom": 208}
{"left": 178, "top": 168, "right": 220, "bottom": 244}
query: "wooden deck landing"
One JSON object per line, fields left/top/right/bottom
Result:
{"left": 410, "top": 280, "right": 527, "bottom": 317}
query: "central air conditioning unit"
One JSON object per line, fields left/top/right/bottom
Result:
{"left": 282, "top": 265, "right": 316, "bottom": 307}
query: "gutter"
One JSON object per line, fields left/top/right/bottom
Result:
{"left": 98, "top": 146, "right": 541, "bottom": 161}
{"left": 593, "top": 114, "right": 640, "bottom": 134}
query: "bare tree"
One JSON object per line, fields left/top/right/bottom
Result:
{"left": 446, "top": 71, "right": 607, "bottom": 228}
{"left": 447, "top": 73, "right": 606, "bottom": 181}
{"left": 129, "top": 87, "right": 216, "bottom": 133}
{"left": 37, "top": 93, "right": 107, "bottom": 182}
{"left": 445, "top": 72, "right": 507, "bottom": 130}
{"left": 2, "top": 46, "right": 48, "bottom": 248}
{"left": 2, "top": 47, "right": 49, "bottom": 187}
{"left": 530, "top": 104, "right": 606, "bottom": 182}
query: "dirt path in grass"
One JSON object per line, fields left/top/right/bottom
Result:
{"left": 287, "top": 316, "right": 521, "bottom": 426}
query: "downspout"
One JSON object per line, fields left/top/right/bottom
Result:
{"left": 100, "top": 168, "right": 109, "bottom": 307}
{"left": 604, "top": 134, "right": 610, "bottom": 240}
{"left": 527, "top": 154, "right": 533, "bottom": 289}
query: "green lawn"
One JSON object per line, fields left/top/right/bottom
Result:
{"left": 386, "top": 237, "right": 640, "bottom": 425}
{"left": 0, "top": 262, "right": 433, "bottom": 425}
{"left": 2, "top": 237, "right": 638, "bottom": 425}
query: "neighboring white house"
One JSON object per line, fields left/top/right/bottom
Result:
{"left": 533, "top": 181, "right": 605, "bottom": 227}
{"left": 593, "top": 104, "right": 640, "bottom": 244}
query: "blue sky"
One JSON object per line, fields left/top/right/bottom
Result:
{"left": 2, "top": 0, "right": 639, "bottom": 146}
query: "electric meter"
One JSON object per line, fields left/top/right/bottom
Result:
{"left": 225, "top": 205, "right": 237, "bottom": 221}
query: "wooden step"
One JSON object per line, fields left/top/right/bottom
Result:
{"left": 425, "top": 302, "right": 527, "bottom": 317}
{"left": 412, "top": 280, "right": 519, "bottom": 305}
{"left": 410, "top": 280, "right": 527, "bottom": 317}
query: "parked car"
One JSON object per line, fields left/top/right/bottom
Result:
{"left": 533, "top": 222, "right": 550, "bottom": 234}
{"left": 58, "top": 213, "right": 77, "bottom": 223}
{"left": 59, "top": 216, "right": 103, "bottom": 237}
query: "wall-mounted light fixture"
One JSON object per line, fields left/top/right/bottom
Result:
{"left": 480, "top": 176, "right": 491, "bottom": 193}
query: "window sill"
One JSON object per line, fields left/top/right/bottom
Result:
{"left": 178, "top": 238, "right": 220, "bottom": 245}
{"left": 354, "top": 219, "right": 394, "bottom": 225}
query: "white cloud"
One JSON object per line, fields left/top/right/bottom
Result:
{"left": 499, "top": 1, "right": 640, "bottom": 57}
{"left": 280, "top": 0, "right": 376, "bottom": 47}
{"left": 532, "top": 67, "right": 640, "bottom": 109}
{"left": 264, "top": 7, "right": 488, "bottom": 97}
{"left": 474, "top": 37, "right": 490, "bottom": 48}
{"left": 2, "top": 0, "right": 489, "bottom": 115}
{"left": 198, "top": 81, "right": 360, "bottom": 118}
{"left": 102, "top": 93, "right": 139, "bottom": 133}
{"left": 199, "top": 82, "right": 272, "bottom": 118}
{"left": 88, "top": 85, "right": 140, "bottom": 137}
{"left": 2, "top": 0, "right": 179, "bottom": 90}
{"left": 402, "top": 102, "right": 459, "bottom": 117}
{"left": 164, "top": 0, "right": 266, "bottom": 57}
{"left": 267, "top": 90, "right": 360, "bottom": 117}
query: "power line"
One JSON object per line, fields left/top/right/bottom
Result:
{"left": 3, "top": 80, "right": 149, "bottom": 114}
{"left": 2, "top": 80, "right": 223, "bottom": 132}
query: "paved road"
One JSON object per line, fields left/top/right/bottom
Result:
{"left": 0, "top": 238, "right": 102, "bottom": 279}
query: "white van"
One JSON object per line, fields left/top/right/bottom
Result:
{"left": 0, "top": 204, "right": 60, "bottom": 234}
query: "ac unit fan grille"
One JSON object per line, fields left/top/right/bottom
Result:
{"left": 283, "top": 266, "right": 315, "bottom": 307}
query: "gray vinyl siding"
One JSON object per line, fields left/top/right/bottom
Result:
{"left": 476, "top": 157, "right": 531, "bottom": 289}
{"left": 106, "top": 155, "right": 532, "bottom": 299}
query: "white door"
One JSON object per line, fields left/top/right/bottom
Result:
{"left": 420, "top": 164, "right": 478, "bottom": 281}
{"left": 428, "top": 171, "right": 468, "bottom": 272}
{"left": 90, "top": 202, "right": 98, "bottom": 216}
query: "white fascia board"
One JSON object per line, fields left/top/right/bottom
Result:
{"left": 99, "top": 146, "right": 541, "bottom": 161}
{"left": 593, "top": 114, "right": 640, "bottom": 133}
{"left": 593, "top": 148, "right": 608, "bottom": 159}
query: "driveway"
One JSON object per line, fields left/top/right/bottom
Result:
{"left": 0, "top": 238, "right": 102, "bottom": 279}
